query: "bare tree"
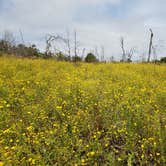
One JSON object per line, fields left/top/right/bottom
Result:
{"left": 152, "top": 45, "right": 157, "bottom": 61}
{"left": 81, "top": 48, "right": 86, "bottom": 60}
{"left": 120, "top": 37, "right": 126, "bottom": 61}
{"left": 95, "top": 46, "right": 99, "bottom": 60}
{"left": 101, "top": 46, "right": 105, "bottom": 62}
{"left": 147, "top": 29, "right": 154, "bottom": 62}
{"left": 140, "top": 51, "right": 146, "bottom": 63}
{"left": 17, "top": 29, "right": 27, "bottom": 56}
{"left": 74, "top": 30, "right": 77, "bottom": 62}
{"left": 45, "top": 35, "right": 54, "bottom": 57}
{"left": 3, "top": 30, "right": 15, "bottom": 45}
{"left": 110, "top": 56, "right": 114, "bottom": 62}
{"left": 19, "top": 29, "right": 25, "bottom": 44}
{"left": 126, "top": 47, "right": 136, "bottom": 62}
{"left": 73, "top": 30, "right": 81, "bottom": 62}
{"left": 66, "top": 30, "right": 71, "bottom": 58}
{"left": 45, "top": 34, "right": 66, "bottom": 57}
{"left": 2, "top": 30, "right": 15, "bottom": 54}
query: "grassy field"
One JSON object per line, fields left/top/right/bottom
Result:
{"left": 0, "top": 56, "right": 165, "bottom": 165}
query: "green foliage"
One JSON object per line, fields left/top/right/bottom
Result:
{"left": 72, "top": 55, "right": 82, "bottom": 62}
{"left": 0, "top": 39, "right": 42, "bottom": 57}
{"left": 55, "top": 52, "right": 70, "bottom": 61}
{"left": 85, "top": 53, "right": 98, "bottom": 63}
{"left": 0, "top": 40, "right": 11, "bottom": 54}
{"left": 14, "top": 44, "right": 42, "bottom": 57}
{"left": 160, "top": 57, "right": 166, "bottom": 63}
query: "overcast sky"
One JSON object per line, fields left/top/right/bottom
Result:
{"left": 0, "top": 0, "right": 166, "bottom": 60}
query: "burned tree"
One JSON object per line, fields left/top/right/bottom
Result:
{"left": 126, "top": 47, "right": 135, "bottom": 62}
{"left": 101, "top": 46, "right": 105, "bottom": 62}
{"left": 74, "top": 30, "right": 77, "bottom": 62}
{"left": 120, "top": 37, "right": 126, "bottom": 62}
{"left": 95, "top": 46, "right": 99, "bottom": 60}
{"left": 147, "top": 29, "right": 154, "bottom": 62}
{"left": 0, "top": 30, "right": 15, "bottom": 54}
{"left": 66, "top": 30, "right": 71, "bottom": 59}
{"left": 81, "top": 48, "right": 86, "bottom": 60}
{"left": 45, "top": 35, "right": 54, "bottom": 57}
{"left": 72, "top": 30, "right": 81, "bottom": 62}
{"left": 152, "top": 45, "right": 157, "bottom": 62}
{"left": 45, "top": 34, "right": 66, "bottom": 58}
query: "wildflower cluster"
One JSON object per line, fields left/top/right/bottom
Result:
{"left": 0, "top": 57, "right": 165, "bottom": 165}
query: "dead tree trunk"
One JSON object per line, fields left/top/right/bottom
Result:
{"left": 74, "top": 30, "right": 77, "bottom": 62}
{"left": 66, "top": 30, "right": 71, "bottom": 59}
{"left": 120, "top": 37, "right": 126, "bottom": 61}
{"left": 81, "top": 48, "right": 86, "bottom": 59}
{"left": 147, "top": 29, "right": 154, "bottom": 62}
{"left": 101, "top": 46, "right": 105, "bottom": 62}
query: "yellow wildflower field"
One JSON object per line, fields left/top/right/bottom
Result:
{"left": 0, "top": 56, "right": 165, "bottom": 165}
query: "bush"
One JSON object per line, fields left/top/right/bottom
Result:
{"left": 72, "top": 55, "right": 82, "bottom": 62}
{"left": 85, "top": 53, "right": 98, "bottom": 63}
{"left": 55, "top": 52, "right": 68, "bottom": 61}
{"left": 160, "top": 57, "right": 166, "bottom": 63}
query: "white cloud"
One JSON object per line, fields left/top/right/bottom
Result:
{"left": 0, "top": 0, "right": 166, "bottom": 60}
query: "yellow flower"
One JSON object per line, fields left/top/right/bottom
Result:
{"left": 27, "top": 126, "right": 33, "bottom": 131}
{"left": 81, "top": 159, "right": 85, "bottom": 163}
{"left": 4, "top": 146, "right": 9, "bottom": 150}
{"left": 56, "top": 106, "right": 62, "bottom": 110}
{"left": 86, "top": 145, "right": 89, "bottom": 148}
{"left": 156, "top": 153, "right": 160, "bottom": 156}
{"left": 141, "top": 144, "right": 144, "bottom": 149}
{"left": 93, "top": 135, "right": 97, "bottom": 139}
{"left": 28, "top": 158, "right": 32, "bottom": 162}
{"left": 32, "top": 159, "right": 35, "bottom": 164}
{"left": 87, "top": 151, "right": 95, "bottom": 156}
{"left": 0, "top": 161, "right": 3, "bottom": 166}
{"left": 16, "top": 139, "right": 19, "bottom": 143}
{"left": 141, "top": 154, "right": 144, "bottom": 159}
{"left": 105, "top": 143, "right": 108, "bottom": 147}
{"left": 6, "top": 104, "right": 10, "bottom": 108}
{"left": 9, "top": 139, "right": 13, "bottom": 143}
{"left": 11, "top": 146, "right": 16, "bottom": 150}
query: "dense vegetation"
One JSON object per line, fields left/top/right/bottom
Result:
{"left": 0, "top": 56, "right": 165, "bottom": 165}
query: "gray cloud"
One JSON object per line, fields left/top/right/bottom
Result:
{"left": 0, "top": 0, "right": 166, "bottom": 60}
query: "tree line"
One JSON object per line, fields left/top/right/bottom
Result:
{"left": 0, "top": 30, "right": 166, "bottom": 63}
{"left": 0, "top": 30, "right": 99, "bottom": 63}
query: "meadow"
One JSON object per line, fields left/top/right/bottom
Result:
{"left": 0, "top": 56, "right": 165, "bottom": 165}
